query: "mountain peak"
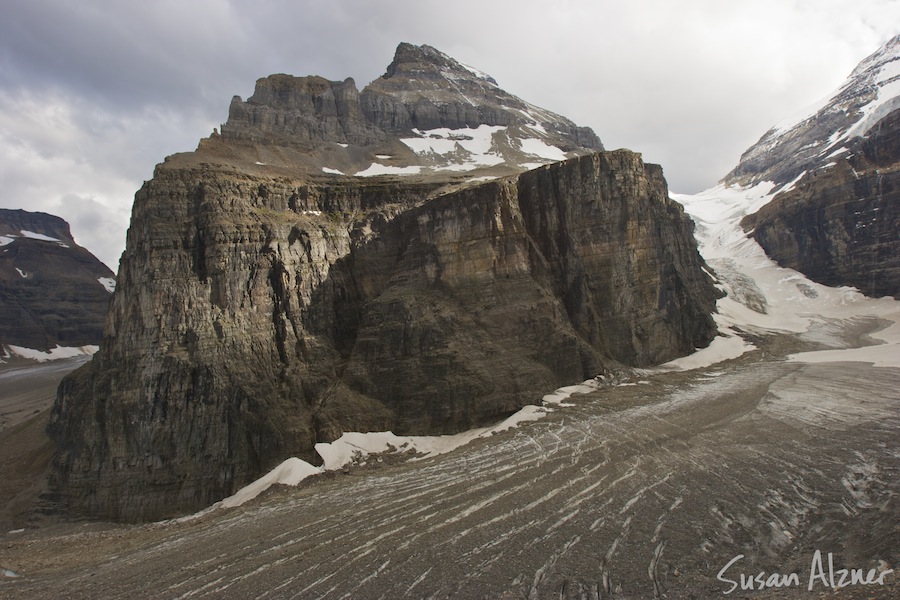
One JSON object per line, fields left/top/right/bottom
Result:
{"left": 0, "top": 209, "right": 114, "bottom": 355}
{"left": 383, "top": 42, "right": 499, "bottom": 86}
{"left": 213, "top": 42, "right": 602, "bottom": 178}
{"left": 725, "top": 34, "right": 900, "bottom": 187}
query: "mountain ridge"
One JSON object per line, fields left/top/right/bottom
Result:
{"left": 210, "top": 43, "right": 602, "bottom": 180}
{"left": 725, "top": 34, "right": 899, "bottom": 298}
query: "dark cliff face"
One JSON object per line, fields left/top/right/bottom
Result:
{"left": 47, "top": 151, "right": 718, "bottom": 522}
{"left": 741, "top": 108, "right": 899, "bottom": 298}
{"left": 0, "top": 209, "right": 115, "bottom": 352}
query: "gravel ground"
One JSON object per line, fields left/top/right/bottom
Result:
{"left": 0, "top": 323, "right": 897, "bottom": 599}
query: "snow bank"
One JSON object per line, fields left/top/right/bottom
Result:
{"left": 655, "top": 324, "right": 754, "bottom": 372}
{"left": 220, "top": 458, "right": 322, "bottom": 508}
{"left": 355, "top": 163, "right": 422, "bottom": 177}
{"left": 218, "top": 403, "right": 565, "bottom": 510}
{"left": 6, "top": 344, "right": 99, "bottom": 362}
{"left": 19, "top": 229, "right": 62, "bottom": 242}
{"left": 98, "top": 277, "right": 116, "bottom": 293}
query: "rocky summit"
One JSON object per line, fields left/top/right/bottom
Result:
{"left": 732, "top": 35, "right": 899, "bottom": 298}
{"left": 0, "top": 209, "right": 115, "bottom": 355}
{"left": 46, "top": 43, "right": 719, "bottom": 522}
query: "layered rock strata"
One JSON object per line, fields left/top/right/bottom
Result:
{"left": 742, "top": 109, "right": 899, "bottom": 297}
{"left": 48, "top": 150, "right": 718, "bottom": 521}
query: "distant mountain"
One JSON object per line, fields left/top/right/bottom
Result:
{"left": 202, "top": 43, "right": 602, "bottom": 179}
{"left": 729, "top": 35, "right": 899, "bottom": 297}
{"left": 0, "top": 209, "right": 115, "bottom": 356}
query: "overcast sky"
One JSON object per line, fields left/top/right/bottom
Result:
{"left": 1, "top": 0, "right": 897, "bottom": 269}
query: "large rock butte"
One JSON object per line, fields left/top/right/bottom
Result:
{"left": 47, "top": 44, "right": 719, "bottom": 521}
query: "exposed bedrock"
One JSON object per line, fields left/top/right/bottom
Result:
{"left": 47, "top": 151, "right": 718, "bottom": 521}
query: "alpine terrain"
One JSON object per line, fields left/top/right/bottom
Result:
{"left": 44, "top": 43, "right": 719, "bottom": 522}
{"left": 0, "top": 38, "right": 897, "bottom": 600}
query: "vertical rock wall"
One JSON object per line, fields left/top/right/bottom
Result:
{"left": 47, "top": 151, "right": 718, "bottom": 521}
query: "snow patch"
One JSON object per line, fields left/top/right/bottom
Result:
{"left": 518, "top": 138, "right": 567, "bottom": 161}
{"left": 221, "top": 458, "right": 321, "bottom": 508}
{"left": 7, "top": 344, "right": 99, "bottom": 362}
{"left": 19, "top": 230, "right": 61, "bottom": 243}
{"left": 15, "top": 267, "right": 27, "bottom": 278}
{"left": 216, "top": 402, "right": 559, "bottom": 510}
{"left": 0, "top": 235, "right": 15, "bottom": 246}
{"left": 98, "top": 277, "right": 116, "bottom": 293}
{"left": 400, "top": 125, "right": 505, "bottom": 170}
{"left": 355, "top": 163, "right": 422, "bottom": 177}
{"left": 654, "top": 325, "right": 754, "bottom": 372}
{"left": 321, "top": 167, "right": 344, "bottom": 175}
{"left": 459, "top": 61, "right": 498, "bottom": 85}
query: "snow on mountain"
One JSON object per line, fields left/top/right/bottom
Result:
{"left": 715, "top": 34, "right": 899, "bottom": 298}
{"left": 658, "top": 36, "right": 900, "bottom": 379}
{"left": 216, "top": 43, "right": 603, "bottom": 181}
{"left": 726, "top": 34, "right": 900, "bottom": 190}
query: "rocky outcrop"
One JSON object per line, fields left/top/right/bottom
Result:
{"left": 742, "top": 108, "right": 900, "bottom": 298}
{"left": 47, "top": 150, "right": 718, "bottom": 522}
{"left": 223, "top": 75, "right": 387, "bottom": 148}
{"left": 0, "top": 209, "right": 115, "bottom": 352}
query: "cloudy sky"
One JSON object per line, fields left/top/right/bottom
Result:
{"left": 1, "top": 0, "right": 897, "bottom": 269}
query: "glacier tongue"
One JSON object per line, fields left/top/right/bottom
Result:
{"left": 675, "top": 183, "right": 900, "bottom": 366}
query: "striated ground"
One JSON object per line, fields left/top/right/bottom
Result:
{"left": 1, "top": 320, "right": 897, "bottom": 599}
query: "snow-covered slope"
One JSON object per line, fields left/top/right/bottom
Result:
{"left": 716, "top": 35, "right": 899, "bottom": 298}
{"left": 726, "top": 34, "right": 899, "bottom": 189}
{"left": 674, "top": 181, "right": 899, "bottom": 369}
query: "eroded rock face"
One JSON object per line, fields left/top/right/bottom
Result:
{"left": 47, "top": 151, "right": 718, "bottom": 521}
{"left": 742, "top": 109, "right": 899, "bottom": 298}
